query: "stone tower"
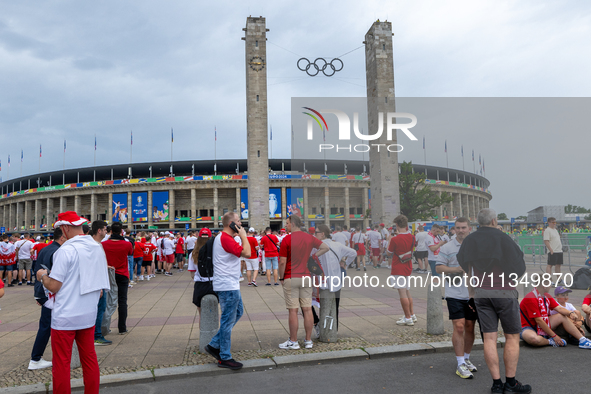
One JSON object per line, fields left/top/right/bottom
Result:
{"left": 364, "top": 21, "right": 400, "bottom": 226}
{"left": 243, "top": 17, "right": 270, "bottom": 230}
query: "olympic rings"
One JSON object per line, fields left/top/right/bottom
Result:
{"left": 297, "top": 57, "right": 344, "bottom": 77}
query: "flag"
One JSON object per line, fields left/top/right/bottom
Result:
{"left": 8, "top": 155, "right": 10, "bottom": 167}
{"left": 422, "top": 136, "right": 425, "bottom": 149}
{"left": 94, "top": 135, "right": 97, "bottom": 151}
{"left": 171, "top": 128, "right": 174, "bottom": 142}
{"left": 270, "top": 126, "right": 272, "bottom": 141}
{"left": 444, "top": 140, "right": 447, "bottom": 153}
{"left": 472, "top": 149, "right": 474, "bottom": 161}
{"left": 479, "top": 154, "right": 481, "bottom": 165}
{"left": 40, "top": 144, "right": 42, "bottom": 158}
{"left": 461, "top": 145, "right": 463, "bottom": 157}
{"left": 64, "top": 140, "right": 66, "bottom": 152}
{"left": 131, "top": 130, "right": 133, "bottom": 145}
{"left": 215, "top": 126, "right": 217, "bottom": 141}
{"left": 21, "top": 150, "right": 23, "bottom": 162}
{"left": 483, "top": 159, "right": 486, "bottom": 173}
{"left": 0, "top": 159, "right": 2, "bottom": 171}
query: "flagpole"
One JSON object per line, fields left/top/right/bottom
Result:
{"left": 423, "top": 136, "right": 426, "bottom": 165}
{"left": 63, "top": 140, "right": 66, "bottom": 170}
{"left": 270, "top": 125, "right": 272, "bottom": 159}
{"left": 20, "top": 150, "right": 22, "bottom": 177}
{"left": 445, "top": 140, "right": 448, "bottom": 168}
{"left": 170, "top": 128, "right": 173, "bottom": 163}
{"left": 94, "top": 134, "right": 96, "bottom": 166}
{"left": 472, "top": 150, "right": 475, "bottom": 174}
{"left": 39, "top": 145, "right": 41, "bottom": 173}
{"left": 214, "top": 126, "right": 217, "bottom": 161}
{"left": 462, "top": 145, "right": 465, "bottom": 171}
{"left": 130, "top": 130, "right": 133, "bottom": 164}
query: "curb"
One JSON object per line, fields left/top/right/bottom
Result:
{"left": 0, "top": 338, "right": 508, "bottom": 393}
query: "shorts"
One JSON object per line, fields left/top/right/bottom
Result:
{"left": 176, "top": 253, "right": 184, "bottom": 263}
{"left": 142, "top": 259, "right": 153, "bottom": 267}
{"left": 1, "top": 264, "right": 15, "bottom": 272}
{"left": 519, "top": 326, "right": 545, "bottom": 340}
{"left": 356, "top": 243, "right": 366, "bottom": 256}
{"left": 243, "top": 258, "right": 259, "bottom": 271}
{"left": 192, "top": 280, "right": 217, "bottom": 307}
{"left": 446, "top": 298, "right": 478, "bottom": 321}
{"left": 371, "top": 247, "right": 381, "bottom": 257}
{"left": 187, "top": 249, "right": 193, "bottom": 257}
{"left": 265, "top": 256, "right": 279, "bottom": 270}
{"left": 473, "top": 288, "right": 521, "bottom": 334}
{"left": 18, "top": 259, "right": 33, "bottom": 271}
{"left": 547, "top": 253, "right": 563, "bottom": 266}
{"left": 415, "top": 250, "right": 428, "bottom": 259}
{"left": 390, "top": 275, "right": 412, "bottom": 290}
{"left": 283, "top": 277, "right": 312, "bottom": 309}
{"left": 164, "top": 254, "right": 174, "bottom": 264}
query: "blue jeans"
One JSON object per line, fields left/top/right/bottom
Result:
{"left": 209, "top": 290, "right": 243, "bottom": 361}
{"left": 95, "top": 292, "right": 107, "bottom": 339}
{"left": 428, "top": 260, "right": 441, "bottom": 277}
{"left": 128, "top": 256, "right": 134, "bottom": 281}
{"left": 134, "top": 257, "right": 142, "bottom": 276}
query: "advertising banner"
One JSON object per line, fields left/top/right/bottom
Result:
{"left": 132, "top": 192, "right": 148, "bottom": 222}
{"left": 152, "top": 191, "right": 169, "bottom": 222}
{"left": 286, "top": 188, "right": 304, "bottom": 218}
{"left": 240, "top": 188, "right": 248, "bottom": 220}
{"left": 269, "top": 188, "right": 281, "bottom": 218}
{"left": 112, "top": 193, "right": 128, "bottom": 223}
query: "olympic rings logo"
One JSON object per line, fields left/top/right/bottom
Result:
{"left": 297, "top": 57, "right": 344, "bottom": 77}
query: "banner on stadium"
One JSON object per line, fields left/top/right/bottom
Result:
{"left": 269, "top": 188, "right": 281, "bottom": 218}
{"left": 112, "top": 193, "right": 128, "bottom": 223}
{"left": 152, "top": 191, "right": 169, "bottom": 222}
{"left": 132, "top": 192, "right": 148, "bottom": 222}
{"left": 240, "top": 189, "right": 248, "bottom": 220}
{"left": 286, "top": 188, "right": 304, "bottom": 218}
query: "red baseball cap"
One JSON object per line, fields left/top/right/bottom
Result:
{"left": 198, "top": 228, "right": 212, "bottom": 238}
{"left": 54, "top": 211, "right": 88, "bottom": 228}
{"left": 308, "top": 227, "right": 315, "bottom": 234}
{"left": 380, "top": 223, "right": 385, "bottom": 227}
{"left": 280, "top": 228, "right": 286, "bottom": 232}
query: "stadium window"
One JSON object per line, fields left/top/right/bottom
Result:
{"left": 199, "top": 209, "right": 208, "bottom": 217}
{"left": 330, "top": 207, "right": 338, "bottom": 215}
{"left": 209, "top": 209, "right": 214, "bottom": 217}
{"left": 312, "top": 207, "right": 317, "bottom": 214}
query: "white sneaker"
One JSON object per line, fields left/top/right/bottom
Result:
{"left": 411, "top": 314, "right": 417, "bottom": 322}
{"left": 304, "top": 340, "right": 313, "bottom": 349}
{"left": 28, "top": 358, "right": 52, "bottom": 370}
{"left": 396, "top": 317, "right": 414, "bottom": 326}
{"left": 129, "top": 281, "right": 137, "bottom": 285}
{"left": 239, "top": 277, "right": 245, "bottom": 282}
{"left": 139, "top": 275, "right": 144, "bottom": 281}
{"left": 146, "top": 276, "right": 151, "bottom": 281}
{"left": 313, "top": 325, "right": 320, "bottom": 339}
{"left": 278, "top": 339, "right": 300, "bottom": 350}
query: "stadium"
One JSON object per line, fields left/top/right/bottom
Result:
{"left": 0, "top": 159, "right": 491, "bottom": 232}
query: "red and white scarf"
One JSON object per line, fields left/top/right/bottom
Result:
{"left": 0, "top": 242, "right": 15, "bottom": 266}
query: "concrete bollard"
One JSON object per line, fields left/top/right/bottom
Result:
{"left": 71, "top": 342, "right": 81, "bottom": 369}
{"left": 199, "top": 294, "right": 219, "bottom": 353}
{"left": 318, "top": 289, "right": 337, "bottom": 343}
{"left": 427, "top": 279, "right": 444, "bottom": 335}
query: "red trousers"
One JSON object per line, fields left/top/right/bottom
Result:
{"left": 51, "top": 326, "right": 100, "bottom": 394}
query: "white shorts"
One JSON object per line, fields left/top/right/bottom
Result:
{"left": 244, "top": 258, "right": 259, "bottom": 271}
{"left": 391, "top": 275, "right": 411, "bottom": 290}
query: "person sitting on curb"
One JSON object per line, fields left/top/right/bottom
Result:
{"left": 581, "top": 290, "right": 591, "bottom": 334}
{"left": 549, "top": 286, "right": 585, "bottom": 343}
{"left": 520, "top": 283, "right": 591, "bottom": 349}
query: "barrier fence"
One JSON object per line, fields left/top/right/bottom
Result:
{"left": 513, "top": 234, "right": 591, "bottom": 275}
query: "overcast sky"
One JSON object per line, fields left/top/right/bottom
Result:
{"left": 0, "top": 0, "right": 589, "bottom": 217}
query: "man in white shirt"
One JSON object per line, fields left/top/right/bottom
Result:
{"left": 366, "top": 224, "right": 383, "bottom": 269}
{"left": 543, "top": 217, "right": 563, "bottom": 284}
{"left": 186, "top": 231, "right": 197, "bottom": 257}
{"left": 36, "top": 211, "right": 109, "bottom": 394}
{"left": 15, "top": 233, "right": 34, "bottom": 286}
{"left": 332, "top": 225, "right": 349, "bottom": 247}
{"left": 204, "top": 212, "right": 251, "bottom": 370}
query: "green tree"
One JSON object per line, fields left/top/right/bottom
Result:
{"left": 399, "top": 161, "right": 454, "bottom": 222}
{"left": 498, "top": 213, "right": 508, "bottom": 220}
{"left": 585, "top": 214, "right": 591, "bottom": 221}
{"left": 565, "top": 204, "right": 591, "bottom": 213}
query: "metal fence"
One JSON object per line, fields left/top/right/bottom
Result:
{"left": 512, "top": 234, "right": 591, "bottom": 275}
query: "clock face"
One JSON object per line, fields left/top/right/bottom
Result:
{"left": 249, "top": 56, "right": 265, "bottom": 72}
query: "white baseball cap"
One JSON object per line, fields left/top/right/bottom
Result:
{"left": 249, "top": 227, "right": 255, "bottom": 233}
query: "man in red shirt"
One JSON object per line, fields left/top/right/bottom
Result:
{"left": 142, "top": 241, "right": 157, "bottom": 280}
{"left": 101, "top": 222, "right": 133, "bottom": 335}
{"left": 387, "top": 215, "right": 416, "bottom": 327}
{"left": 582, "top": 292, "right": 591, "bottom": 332}
{"left": 520, "top": 284, "right": 591, "bottom": 349}
{"left": 260, "top": 227, "right": 280, "bottom": 286}
{"left": 278, "top": 215, "right": 328, "bottom": 350}
{"left": 175, "top": 233, "right": 185, "bottom": 271}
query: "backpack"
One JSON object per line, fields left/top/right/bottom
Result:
{"left": 571, "top": 267, "right": 591, "bottom": 290}
{"left": 197, "top": 237, "right": 216, "bottom": 278}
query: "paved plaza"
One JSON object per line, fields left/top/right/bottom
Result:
{"left": 1, "top": 256, "right": 589, "bottom": 388}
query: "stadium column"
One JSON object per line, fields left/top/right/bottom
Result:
{"left": 344, "top": 187, "right": 351, "bottom": 229}
{"left": 235, "top": 188, "right": 241, "bottom": 219}
{"left": 457, "top": 193, "right": 463, "bottom": 217}
{"left": 24, "top": 201, "right": 29, "bottom": 231}
{"left": 168, "top": 190, "right": 175, "bottom": 229}
{"left": 191, "top": 189, "right": 197, "bottom": 229}
{"left": 74, "top": 195, "right": 80, "bottom": 215}
{"left": 438, "top": 191, "right": 443, "bottom": 220}
{"left": 324, "top": 187, "right": 330, "bottom": 225}
{"left": 365, "top": 21, "right": 400, "bottom": 226}
{"left": 107, "top": 192, "right": 113, "bottom": 222}
{"left": 213, "top": 187, "right": 219, "bottom": 227}
{"left": 471, "top": 194, "right": 476, "bottom": 220}
{"left": 90, "top": 193, "right": 96, "bottom": 222}
{"left": 34, "top": 199, "right": 40, "bottom": 231}
{"left": 8, "top": 203, "right": 12, "bottom": 230}
{"left": 147, "top": 191, "right": 153, "bottom": 227}
{"left": 243, "top": 16, "right": 270, "bottom": 231}
{"left": 46, "top": 198, "right": 52, "bottom": 228}
{"left": 2, "top": 205, "right": 5, "bottom": 228}
{"left": 303, "top": 187, "right": 309, "bottom": 228}
{"left": 448, "top": 194, "right": 454, "bottom": 219}
{"left": 59, "top": 196, "right": 65, "bottom": 213}
{"left": 281, "top": 187, "right": 286, "bottom": 226}
{"left": 362, "top": 187, "right": 369, "bottom": 229}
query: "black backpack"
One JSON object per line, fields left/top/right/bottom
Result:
{"left": 198, "top": 237, "right": 216, "bottom": 278}
{"left": 571, "top": 267, "right": 591, "bottom": 290}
